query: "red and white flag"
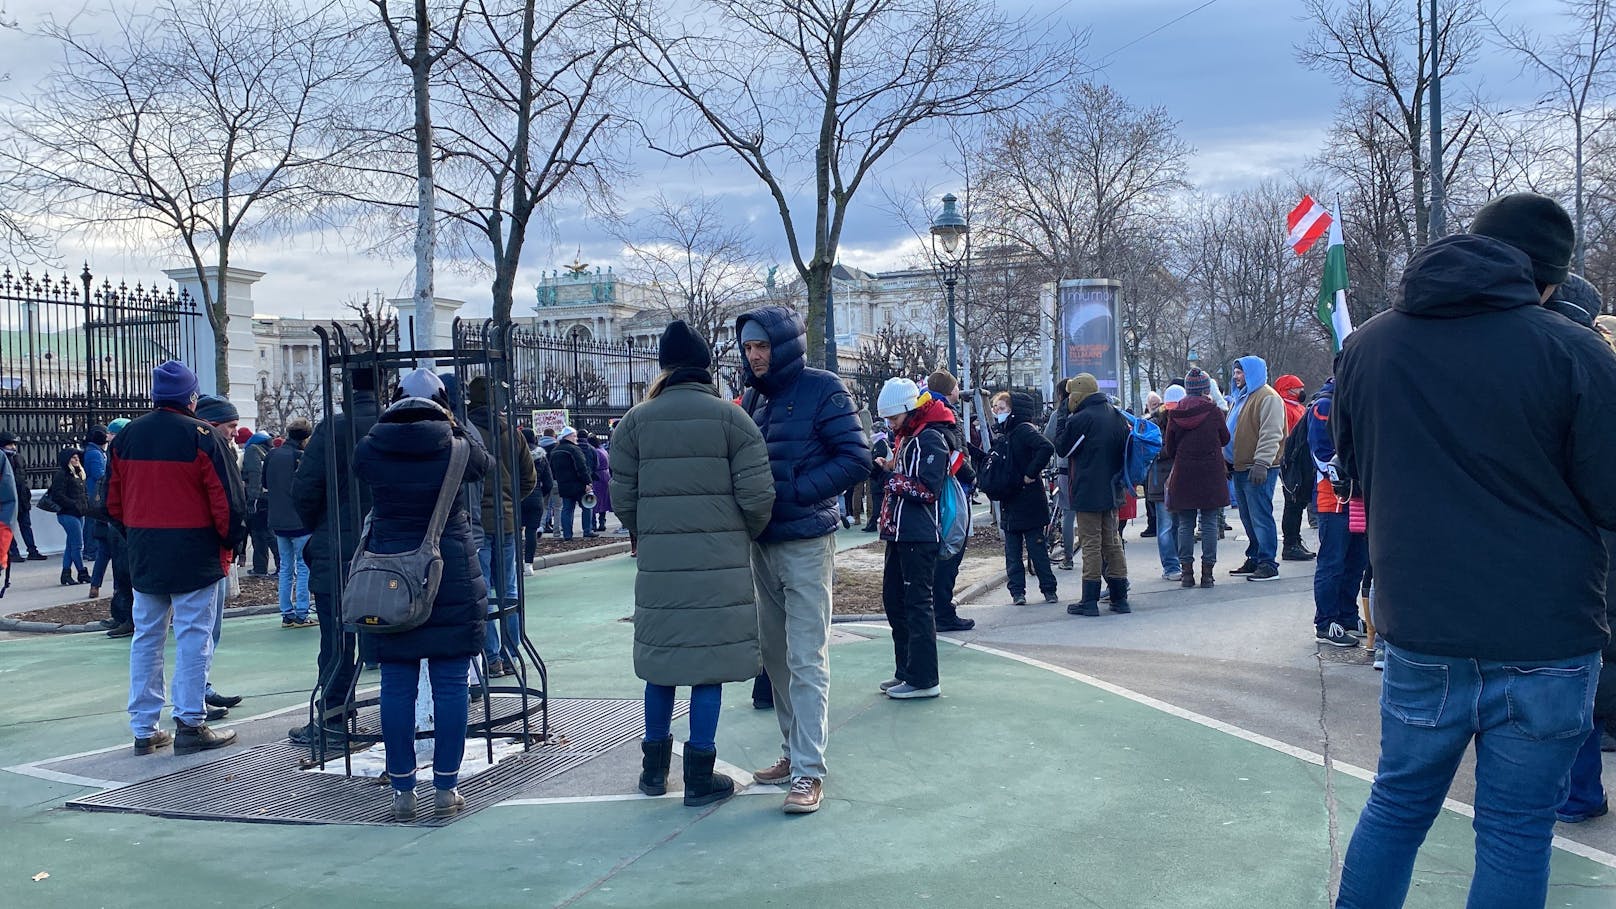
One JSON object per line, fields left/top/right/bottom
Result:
{"left": 1287, "top": 195, "right": 1333, "bottom": 256}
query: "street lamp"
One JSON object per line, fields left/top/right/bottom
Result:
{"left": 930, "top": 193, "right": 969, "bottom": 377}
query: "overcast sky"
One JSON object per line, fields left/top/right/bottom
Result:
{"left": 0, "top": 0, "right": 1570, "bottom": 319}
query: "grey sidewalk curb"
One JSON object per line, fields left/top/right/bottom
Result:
{"left": 533, "top": 540, "right": 630, "bottom": 569}
{"left": 0, "top": 541, "right": 633, "bottom": 635}
{"left": 831, "top": 568, "right": 1010, "bottom": 624}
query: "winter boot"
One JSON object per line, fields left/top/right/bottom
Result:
{"left": 59, "top": 569, "right": 73, "bottom": 586}
{"left": 1067, "top": 580, "right": 1103, "bottom": 616}
{"left": 639, "top": 737, "right": 673, "bottom": 797}
{"left": 1106, "top": 578, "right": 1131, "bottom": 614}
{"left": 173, "top": 719, "right": 237, "bottom": 755}
{"left": 1200, "top": 561, "right": 1216, "bottom": 588}
{"left": 76, "top": 567, "right": 92, "bottom": 584}
{"left": 681, "top": 744, "right": 736, "bottom": 807}
{"left": 1180, "top": 563, "right": 1197, "bottom": 588}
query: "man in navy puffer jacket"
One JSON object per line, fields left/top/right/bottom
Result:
{"left": 736, "top": 305, "right": 869, "bottom": 815}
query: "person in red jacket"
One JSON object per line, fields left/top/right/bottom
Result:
{"left": 1272, "top": 374, "right": 1315, "bottom": 563}
{"left": 108, "top": 360, "right": 247, "bottom": 757}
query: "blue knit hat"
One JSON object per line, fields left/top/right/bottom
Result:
{"left": 151, "top": 360, "right": 199, "bottom": 406}
{"left": 195, "top": 395, "right": 239, "bottom": 425}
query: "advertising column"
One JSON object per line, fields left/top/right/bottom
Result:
{"left": 1057, "top": 278, "right": 1123, "bottom": 398}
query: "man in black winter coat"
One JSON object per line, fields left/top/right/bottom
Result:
{"left": 988, "top": 391, "right": 1057, "bottom": 606}
{"left": 1334, "top": 194, "right": 1616, "bottom": 907}
{"left": 289, "top": 366, "right": 383, "bottom": 744}
{"left": 1055, "top": 373, "right": 1130, "bottom": 616}
{"left": 549, "top": 427, "right": 594, "bottom": 540}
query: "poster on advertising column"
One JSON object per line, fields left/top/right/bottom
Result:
{"left": 1057, "top": 278, "right": 1122, "bottom": 395}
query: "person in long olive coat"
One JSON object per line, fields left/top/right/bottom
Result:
{"left": 608, "top": 321, "right": 775, "bottom": 808}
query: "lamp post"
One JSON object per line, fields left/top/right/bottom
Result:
{"left": 930, "top": 193, "right": 969, "bottom": 377}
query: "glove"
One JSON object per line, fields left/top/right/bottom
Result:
{"left": 1325, "top": 456, "right": 1352, "bottom": 501}
{"left": 1247, "top": 464, "right": 1268, "bottom": 487}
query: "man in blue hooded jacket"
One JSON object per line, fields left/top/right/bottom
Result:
{"left": 736, "top": 305, "right": 870, "bottom": 815}
{"left": 1223, "top": 355, "right": 1286, "bottom": 582}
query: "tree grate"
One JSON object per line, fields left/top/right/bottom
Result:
{"left": 65, "top": 698, "right": 682, "bottom": 827}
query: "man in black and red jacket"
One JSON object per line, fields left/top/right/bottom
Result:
{"left": 108, "top": 360, "right": 247, "bottom": 757}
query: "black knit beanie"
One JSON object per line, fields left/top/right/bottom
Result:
{"left": 1470, "top": 193, "right": 1575, "bottom": 290}
{"left": 658, "top": 320, "right": 712, "bottom": 370}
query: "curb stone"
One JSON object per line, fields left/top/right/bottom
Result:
{"left": 830, "top": 568, "right": 1011, "bottom": 624}
{"left": 533, "top": 541, "right": 629, "bottom": 570}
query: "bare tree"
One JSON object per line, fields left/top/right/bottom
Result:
{"left": 628, "top": 0, "right": 1081, "bottom": 371}
{"left": 610, "top": 193, "right": 767, "bottom": 358}
{"left": 0, "top": 0, "right": 363, "bottom": 393}
{"left": 1491, "top": 0, "right": 1616, "bottom": 272}
{"left": 255, "top": 377, "right": 324, "bottom": 436}
{"left": 343, "top": 291, "right": 401, "bottom": 352}
{"left": 429, "top": 0, "right": 632, "bottom": 324}
{"left": 968, "top": 245, "right": 1044, "bottom": 389}
{"left": 370, "top": 0, "right": 472, "bottom": 350}
{"left": 1299, "top": 0, "right": 1484, "bottom": 249}
{"left": 857, "top": 324, "right": 941, "bottom": 380}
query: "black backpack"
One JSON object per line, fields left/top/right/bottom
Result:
{"left": 1279, "top": 413, "right": 1313, "bottom": 495}
{"left": 978, "top": 434, "right": 1021, "bottom": 502}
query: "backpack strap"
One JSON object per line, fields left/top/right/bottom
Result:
{"left": 422, "top": 439, "right": 471, "bottom": 548}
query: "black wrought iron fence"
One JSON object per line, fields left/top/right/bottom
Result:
{"left": 0, "top": 266, "right": 197, "bottom": 486}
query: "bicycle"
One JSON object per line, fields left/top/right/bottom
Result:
{"left": 1027, "top": 468, "right": 1066, "bottom": 576}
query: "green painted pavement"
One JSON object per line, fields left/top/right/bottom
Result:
{"left": 1, "top": 527, "right": 1610, "bottom": 907}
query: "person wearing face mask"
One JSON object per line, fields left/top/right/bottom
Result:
{"left": 987, "top": 391, "right": 1058, "bottom": 606}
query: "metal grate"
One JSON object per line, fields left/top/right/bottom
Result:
{"left": 65, "top": 698, "right": 681, "bottom": 827}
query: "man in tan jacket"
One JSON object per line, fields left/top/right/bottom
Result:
{"left": 1223, "top": 355, "right": 1286, "bottom": 581}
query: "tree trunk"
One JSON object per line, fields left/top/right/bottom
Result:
{"left": 213, "top": 244, "right": 231, "bottom": 396}
{"left": 804, "top": 261, "right": 832, "bottom": 371}
{"left": 411, "top": 0, "right": 436, "bottom": 353}
{"left": 1574, "top": 117, "right": 1585, "bottom": 274}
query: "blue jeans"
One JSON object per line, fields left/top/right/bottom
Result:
{"left": 128, "top": 583, "right": 218, "bottom": 736}
{"left": 276, "top": 534, "right": 311, "bottom": 619}
{"left": 205, "top": 578, "right": 228, "bottom": 698}
{"left": 1174, "top": 508, "right": 1221, "bottom": 564}
{"left": 1154, "top": 501, "right": 1179, "bottom": 573}
{"left": 1337, "top": 643, "right": 1601, "bottom": 908}
{"left": 560, "top": 498, "right": 594, "bottom": 540}
{"left": 644, "top": 682, "right": 722, "bottom": 751}
{"left": 57, "top": 514, "right": 84, "bottom": 573}
{"left": 1230, "top": 469, "right": 1278, "bottom": 569}
{"left": 478, "top": 535, "right": 521, "bottom": 666}
{"left": 1313, "top": 511, "right": 1368, "bottom": 632}
{"left": 1560, "top": 724, "right": 1608, "bottom": 821}
{"left": 379, "top": 658, "right": 470, "bottom": 793}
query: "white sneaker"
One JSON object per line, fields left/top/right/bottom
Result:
{"left": 523, "top": 564, "right": 536, "bottom": 577}
{"left": 877, "top": 677, "right": 902, "bottom": 693}
{"left": 1163, "top": 569, "right": 1181, "bottom": 581}
{"left": 885, "top": 682, "right": 941, "bottom": 699}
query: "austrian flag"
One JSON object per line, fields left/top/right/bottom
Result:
{"left": 1287, "top": 195, "right": 1334, "bottom": 256}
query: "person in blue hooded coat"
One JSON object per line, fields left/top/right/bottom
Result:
{"left": 352, "top": 376, "right": 492, "bottom": 822}
{"left": 734, "top": 304, "right": 869, "bottom": 816}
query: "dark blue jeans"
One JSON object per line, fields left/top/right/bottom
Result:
{"left": 1154, "top": 501, "right": 1179, "bottom": 574}
{"left": 1003, "top": 527, "right": 1056, "bottom": 597}
{"left": 1312, "top": 511, "right": 1368, "bottom": 632}
{"left": 478, "top": 535, "right": 520, "bottom": 667}
{"left": 1230, "top": 468, "right": 1278, "bottom": 569}
{"left": 1560, "top": 723, "right": 1608, "bottom": 821}
{"left": 1337, "top": 643, "right": 1600, "bottom": 908}
{"left": 559, "top": 498, "right": 594, "bottom": 540}
{"left": 644, "top": 682, "right": 721, "bottom": 751}
{"left": 57, "top": 514, "right": 84, "bottom": 573}
{"left": 379, "top": 658, "right": 471, "bottom": 793}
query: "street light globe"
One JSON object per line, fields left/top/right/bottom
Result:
{"left": 930, "top": 193, "right": 969, "bottom": 257}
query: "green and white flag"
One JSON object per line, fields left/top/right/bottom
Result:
{"left": 1315, "top": 213, "right": 1353, "bottom": 352}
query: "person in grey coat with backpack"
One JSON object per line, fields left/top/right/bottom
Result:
{"left": 609, "top": 321, "right": 775, "bottom": 807}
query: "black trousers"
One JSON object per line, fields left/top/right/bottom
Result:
{"left": 312, "top": 589, "right": 359, "bottom": 715}
{"left": 883, "top": 542, "right": 939, "bottom": 689}
{"left": 248, "top": 508, "right": 275, "bottom": 574}
{"left": 1281, "top": 485, "right": 1307, "bottom": 548}
{"left": 933, "top": 546, "right": 966, "bottom": 621}
{"left": 14, "top": 504, "right": 37, "bottom": 556}
{"left": 108, "top": 529, "right": 133, "bottom": 626}
{"left": 1004, "top": 527, "right": 1057, "bottom": 597}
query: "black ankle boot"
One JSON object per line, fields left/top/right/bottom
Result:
{"left": 60, "top": 569, "right": 73, "bottom": 586}
{"left": 1068, "top": 580, "right": 1103, "bottom": 616}
{"left": 681, "top": 744, "right": 735, "bottom": 807}
{"left": 76, "top": 567, "right": 92, "bottom": 584}
{"left": 1200, "top": 560, "right": 1217, "bottom": 588}
{"left": 638, "top": 737, "right": 673, "bottom": 796}
{"left": 1106, "top": 577, "right": 1131, "bottom": 613}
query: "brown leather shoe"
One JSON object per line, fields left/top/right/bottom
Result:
{"left": 753, "top": 756, "right": 791, "bottom": 785}
{"left": 133, "top": 729, "right": 172, "bottom": 755}
{"left": 783, "top": 776, "right": 822, "bottom": 814}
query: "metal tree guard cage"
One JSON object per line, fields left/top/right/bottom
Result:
{"left": 305, "top": 318, "right": 549, "bottom": 775}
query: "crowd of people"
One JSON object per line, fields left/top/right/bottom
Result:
{"left": 14, "top": 190, "right": 1608, "bottom": 904}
